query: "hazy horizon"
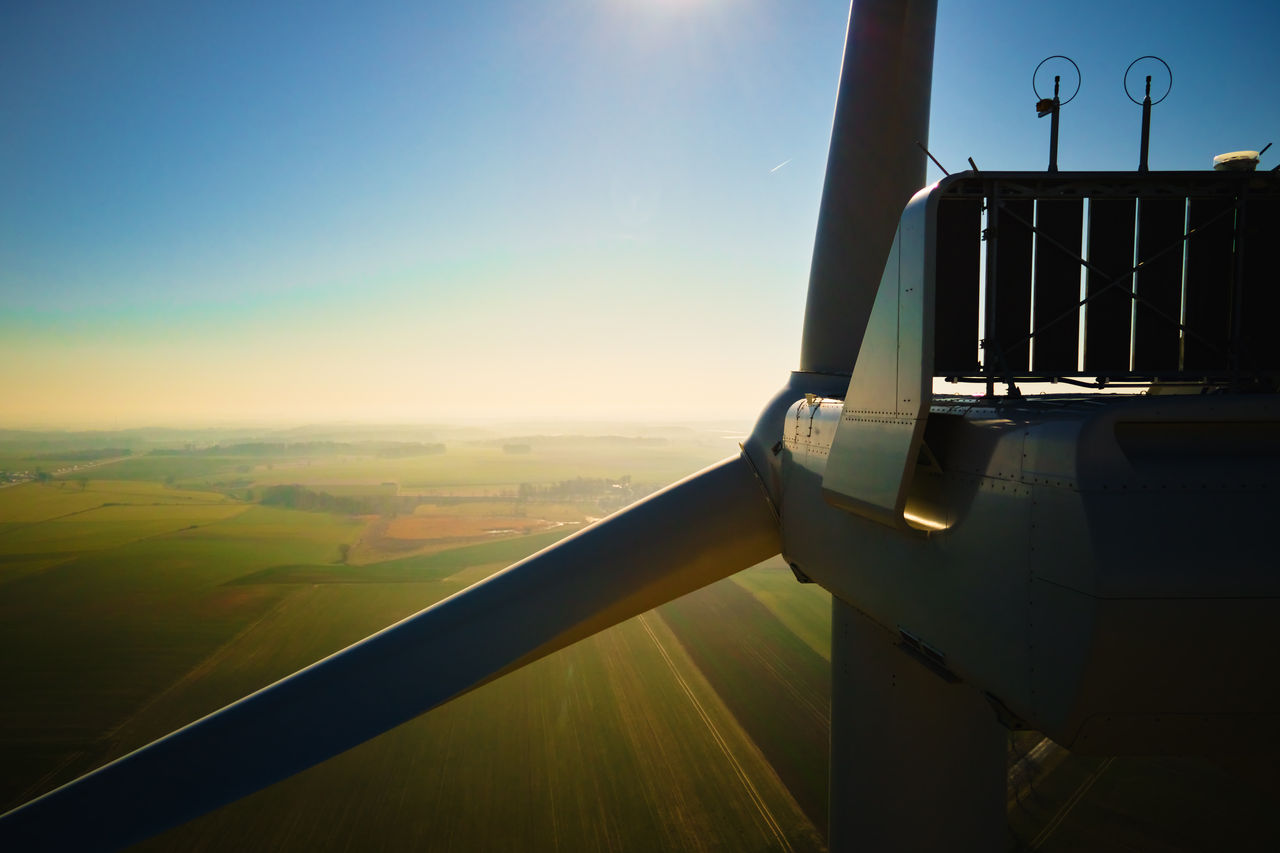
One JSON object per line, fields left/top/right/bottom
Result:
{"left": 0, "top": 415, "right": 756, "bottom": 439}
{"left": 0, "top": 398, "right": 748, "bottom": 432}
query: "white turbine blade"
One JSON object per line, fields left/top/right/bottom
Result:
{"left": 0, "top": 455, "right": 779, "bottom": 853}
{"left": 799, "top": 0, "right": 938, "bottom": 376}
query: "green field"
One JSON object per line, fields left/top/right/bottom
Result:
{"left": 661, "top": 576, "right": 832, "bottom": 833}
{"left": 732, "top": 557, "right": 832, "bottom": 662}
{"left": 83, "top": 454, "right": 257, "bottom": 485}
{"left": 230, "top": 528, "right": 578, "bottom": 586}
{"left": 0, "top": 429, "right": 830, "bottom": 851}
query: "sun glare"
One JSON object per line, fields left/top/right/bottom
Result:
{"left": 620, "top": 0, "right": 717, "bottom": 16}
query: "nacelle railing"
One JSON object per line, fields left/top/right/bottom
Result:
{"left": 930, "top": 171, "right": 1280, "bottom": 390}
{"left": 822, "top": 170, "right": 1280, "bottom": 525}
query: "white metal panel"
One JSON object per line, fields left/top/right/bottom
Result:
{"left": 822, "top": 186, "right": 936, "bottom": 526}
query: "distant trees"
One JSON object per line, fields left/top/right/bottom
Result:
{"left": 517, "top": 476, "right": 631, "bottom": 500}
{"left": 260, "top": 485, "right": 364, "bottom": 514}
{"left": 515, "top": 476, "right": 647, "bottom": 511}
{"left": 259, "top": 485, "right": 398, "bottom": 516}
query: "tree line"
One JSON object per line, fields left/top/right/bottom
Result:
{"left": 150, "top": 441, "right": 445, "bottom": 458}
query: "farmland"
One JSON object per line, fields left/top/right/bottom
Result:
{"left": 0, "top": 425, "right": 830, "bottom": 851}
{"left": 662, "top": 574, "right": 832, "bottom": 833}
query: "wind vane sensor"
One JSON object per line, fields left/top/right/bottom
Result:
{"left": 1033, "top": 55, "right": 1079, "bottom": 172}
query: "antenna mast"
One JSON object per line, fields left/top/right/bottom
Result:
{"left": 1125, "top": 56, "right": 1172, "bottom": 172}
{"left": 1034, "top": 56, "right": 1079, "bottom": 172}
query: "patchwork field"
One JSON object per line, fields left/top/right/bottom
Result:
{"left": 238, "top": 443, "right": 737, "bottom": 493}
{"left": 0, "top": 428, "right": 832, "bottom": 851}
{"left": 380, "top": 511, "right": 569, "bottom": 543}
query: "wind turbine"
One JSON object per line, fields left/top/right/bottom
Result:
{"left": 4, "top": 0, "right": 1279, "bottom": 850}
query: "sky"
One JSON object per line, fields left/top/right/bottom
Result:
{"left": 2, "top": 0, "right": 1277, "bottom": 429}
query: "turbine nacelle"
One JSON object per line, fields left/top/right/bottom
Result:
{"left": 771, "top": 169, "right": 1280, "bottom": 757}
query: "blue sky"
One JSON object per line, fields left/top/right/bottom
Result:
{"left": 2, "top": 0, "right": 1276, "bottom": 427}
